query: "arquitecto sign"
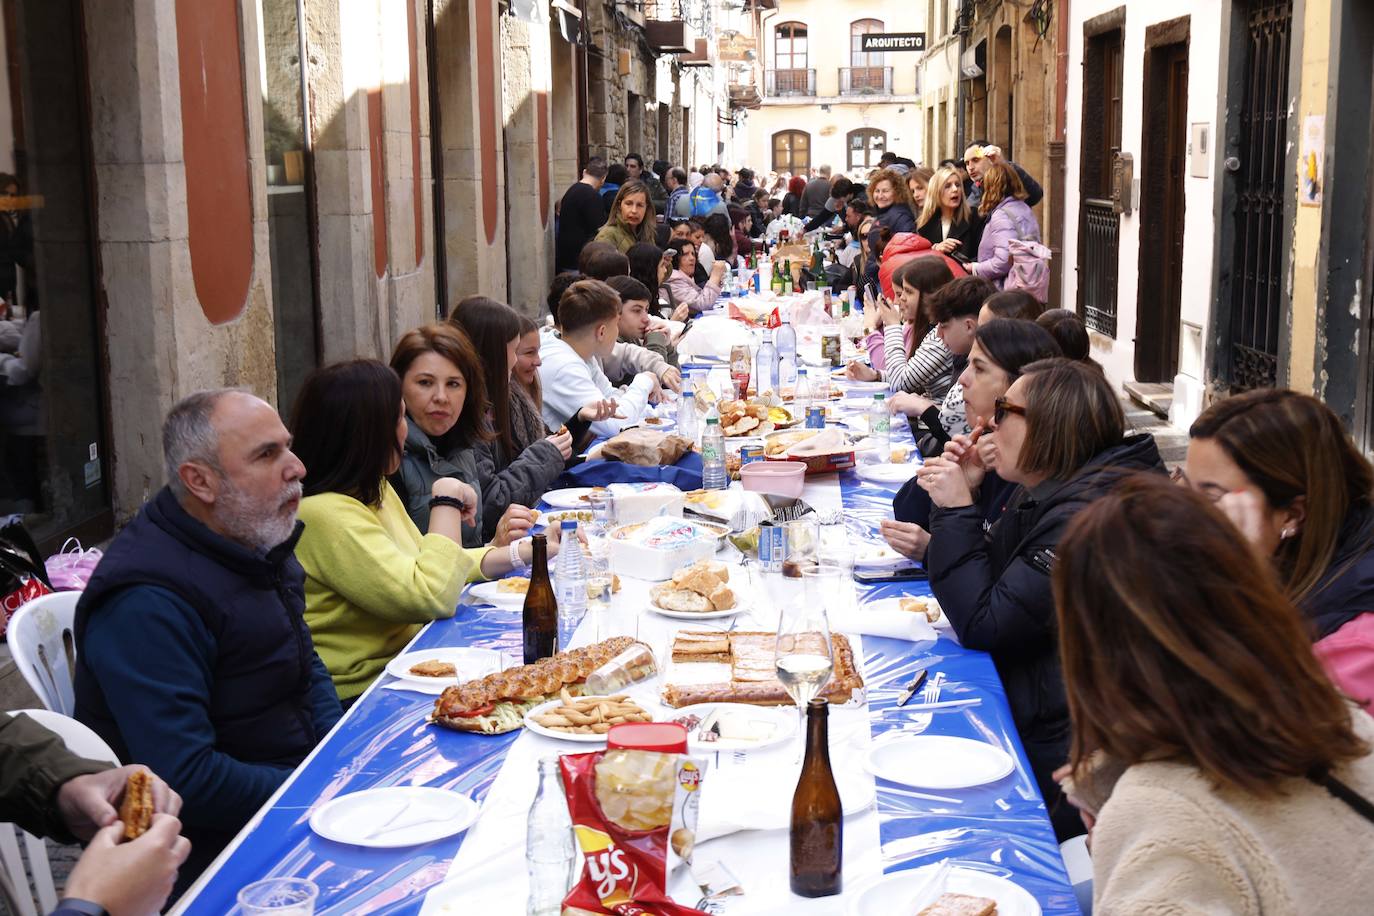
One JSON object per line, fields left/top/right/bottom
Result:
{"left": 859, "top": 32, "right": 926, "bottom": 52}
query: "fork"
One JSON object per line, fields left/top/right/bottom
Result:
{"left": 907, "top": 672, "right": 946, "bottom": 735}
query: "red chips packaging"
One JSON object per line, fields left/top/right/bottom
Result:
{"left": 559, "top": 748, "right": 707, "bottom": 916}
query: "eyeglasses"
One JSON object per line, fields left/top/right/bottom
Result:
{"left": 992, "top": 396, "right": 1026, "bottom": 426}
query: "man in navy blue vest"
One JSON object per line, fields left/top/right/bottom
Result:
{"left": 73, "top": 389, "right": 342, "bottom": 895}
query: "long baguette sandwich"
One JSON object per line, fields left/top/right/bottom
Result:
{"left": 429, "top": 636, "right": 644, "bottom": 734}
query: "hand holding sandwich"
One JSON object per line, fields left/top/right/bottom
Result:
{"left": 56, "top": 765, "right": 180, "bottom": 843}
{"left": 63, "top": 814, "right": 191, "bottom": 916}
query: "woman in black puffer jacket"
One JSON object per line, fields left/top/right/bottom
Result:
{"left": 915, "top": 358, "right": 1164, "bottom": 840}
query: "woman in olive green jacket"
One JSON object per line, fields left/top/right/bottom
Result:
{"left": 594, "top": 179, "right": 655, "bottom": 253}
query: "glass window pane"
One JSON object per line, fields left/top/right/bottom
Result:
{"left": 0, "top": 1, "right": 111, "bottom": 544}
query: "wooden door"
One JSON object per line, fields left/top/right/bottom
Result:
{"left": 1135, "top": 41, "right": 1189, "bottom": 382}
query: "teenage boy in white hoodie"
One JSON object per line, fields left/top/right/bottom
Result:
{"left": 539, "top": 279, "right": 661, "bottom": 439}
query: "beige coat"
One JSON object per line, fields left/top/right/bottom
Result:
{"left": 1092, "top": 709, "right": 1374, "bottom": 915}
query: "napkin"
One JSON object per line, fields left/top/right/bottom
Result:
{"left": 831, "top": 608, "right": 937, "bottom": 643}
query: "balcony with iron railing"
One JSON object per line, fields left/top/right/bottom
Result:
{"left": 839, "top": 66, "right": 892, "bottom": 96}
{"left": 765, "top": 68, "right": 816, "bottom": 97}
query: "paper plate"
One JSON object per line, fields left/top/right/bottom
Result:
{"left": 521, "top": 695, "right": 653, "bottom": 743}
{"left": 854, "top": 462, "right": 919, "bottom": 484}
{"left": 846, "top": 863, "right": 1042, "bottom": 916}
{"left": 466, "top": 579, "right": 529, "bottom": 609}
{"left": 838, "top": 379, "right": 889, "bottom": 392}
{"left": 309, "top": 787, "right": 479, "bottom": 848}
{"left": 865, "top": 735, "right": 1015, "bottom": 789}
{"left": 385, "top": 647, "right": 502, "bottom": 686}
{"left": 541, "top": 487, "right": 601, "bottom": 509}
{"left": 866, "top": 596, "right": 944, "bottom": 626}
{"left": 668, "top": 703, "right": 796, "bottom": 752}
{"left": 646, "top": 598, "right": 745, "bottom": 621}
{"left": 852, "top": 544, "right": 912, "bottom": 569}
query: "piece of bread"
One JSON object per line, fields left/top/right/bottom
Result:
{"left": 707, "top": 584, "right": 736, "bottom": 611}
{"left": 899, "top": 596, "right": 939, "bottom": 622}
{"left": 409, "top": 660, "right": 458, "bottom": 678}
{"left": 119, "top": 770, "right": 154, "bottom": 840}
{"left": 497, "top": 577, "right": 531, "bottom": 594}
{"left": 916, "top": 892, "right": 998, "bottom": 916}
{"left": 652, "top": 584, "right": 712, "bottom": 613}
{"left": 678, "top": 566, "right": 725, "bottom": 597}
{"left": 671, "top": 630, "right": 731, "bottom": 662}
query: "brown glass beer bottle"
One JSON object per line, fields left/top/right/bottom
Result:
{"left": 790, "top": 697, "right": 842, "bottom": 896}
{"left": 522, "top": 534, "right": 558, "bottom": 664}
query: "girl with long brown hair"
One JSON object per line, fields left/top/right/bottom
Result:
{"left": 1054, "top": 474, "right": 1374, "bottom": 912}
{"left": 967, "top": 161, "right": 1040, "bottom": 288}
{"left": 1182, "top": 388, "right": 1374, "bottom": 707}
{"left": 449, "top": 297, "right": 573, "bottom": 542}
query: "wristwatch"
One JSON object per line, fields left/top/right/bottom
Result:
{"left": 53, "top": 901, "right": 109, "bottom": 916}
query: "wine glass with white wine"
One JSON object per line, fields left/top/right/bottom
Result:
{"left": 776, "top": 564, "right": 837, "bottom": 762}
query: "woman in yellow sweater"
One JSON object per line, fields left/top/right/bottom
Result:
{"left": 290, "top": 359, "right": 563, "bottom": 703}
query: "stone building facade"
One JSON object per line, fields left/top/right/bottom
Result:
{"left": 0, "top": 0, "right": 723, "bottom": 549}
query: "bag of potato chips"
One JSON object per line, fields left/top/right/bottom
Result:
{"left": 559, "top": 749, "right": 707, "bottom": 915}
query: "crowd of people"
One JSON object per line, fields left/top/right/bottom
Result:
{"left": 5, "top": 147, "right": 1373, "bottom": 916}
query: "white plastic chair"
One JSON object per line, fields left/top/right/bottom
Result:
{"left": 1060, "top": 832, "right": 1094, "bottom": 915}
{"left": 6, "top": 591, "right": 81, "bottom": 715}
{"left": 0, "top": 710, "right": 117, "bottom": 916}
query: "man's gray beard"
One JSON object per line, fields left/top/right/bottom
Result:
{"left": 216, "top": 478, "right": 302, "bottom": 553}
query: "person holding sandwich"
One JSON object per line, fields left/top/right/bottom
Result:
{"left": 0, "top": 712, "right": 188, "bottom": 915}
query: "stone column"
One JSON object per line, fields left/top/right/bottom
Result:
{"left": 85, "top": 0, "right": 277, "bottom": 517}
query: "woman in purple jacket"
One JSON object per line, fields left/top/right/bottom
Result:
{"left": 969, "top": 162, "right": 1040, "bottom": 289}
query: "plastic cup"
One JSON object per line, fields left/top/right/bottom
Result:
{"left": 237, "top": 878, "right": 318, "bottom": 916}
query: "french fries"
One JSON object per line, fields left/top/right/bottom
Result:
{"left": 531, "top": 688, "right": 653, "bottom": 734}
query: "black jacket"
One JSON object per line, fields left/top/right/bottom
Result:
{"left": 925, "top": 433, "right": 1164, "bottom": 835}
{"left": 1303, "top": 501, "right": 1374, "bottom": 640}
{"left": 917, "top": 211, "right": 985, "bottom": 263}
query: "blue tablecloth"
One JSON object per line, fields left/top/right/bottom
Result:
{"left": 177, "top": 426, "right": 1078, "bottom": 915}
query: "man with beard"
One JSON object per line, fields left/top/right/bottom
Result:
{"left": 73, "top": 389, "right": 341, "bottom": 898}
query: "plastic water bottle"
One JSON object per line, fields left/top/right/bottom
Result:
{"left": 870, "top": 393, "right": 891, "bottom": 456}
{"left": 554, "top": 520, "right": 586, "bottom": 644}
{"left": 794, "top": 368, "right": 813, "bottom": 419}
{"left": 678, "top": 389, "right": 698, "bottom": 443}
{"left": 756, "top": 329, "right": 780, "bottom": 398}
{"left": 775, "top": 312, "right": 797, "bottom": 368}
{"left": 702, "top": 415, "right": 728, "bottom": 490}
{"left": 527, "top": 756, "right": 577, "bottom": 915}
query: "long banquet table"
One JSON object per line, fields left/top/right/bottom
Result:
{"left": 172, "top": 330, "right": 1079, "bottom": 916}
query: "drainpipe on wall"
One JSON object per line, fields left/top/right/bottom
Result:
{"left": 1048, "top": 0, "right": 1069, "bottom": 309}
{"left": 955, "top": 1, "right": 968, "bottom": 153}
{"left": 575, "top": 0, "right": 590, "bottom": 163}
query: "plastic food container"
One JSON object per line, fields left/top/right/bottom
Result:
{"left": 740, "top": 460, "right": 806, "bottom": 498}
{"left": 607, "top": 722, "right": 689, "bottom": 754}
{"left": 584, "top": 643, "right": 658, "bottom": 695}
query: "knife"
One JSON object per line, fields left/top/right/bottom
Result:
{"left": 896, "top": 668, "right": 929, "bottom": 707}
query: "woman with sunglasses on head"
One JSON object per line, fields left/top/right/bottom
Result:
{"left": 915, "top": 358, "right": 1164, "bottom": 839}
{"left": 1181, "top": 390, "right": 1374, "bottom": 708}
{"left": 1053, "top": 475, "right": 1374, "bottom": 913}
{"left": 882, "top": 317, "right": 1058, "bottom": 563}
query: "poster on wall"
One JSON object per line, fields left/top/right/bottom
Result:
{"left": 1300, "top": 114, "right": 1323, "bottom": 207}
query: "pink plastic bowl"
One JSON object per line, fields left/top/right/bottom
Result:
{"left": 740, "top": 460, "right": 806, "bottom": 498}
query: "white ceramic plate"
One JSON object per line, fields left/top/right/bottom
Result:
{"left": 855, "top": 462, "right": 919, "bottom": 484}
{"left": 466, "top": 579, "right": 529, "bottom": 609}
{"left": 865, "top": 735, "right": 1016, "bottom": 789}
{"left": 309, "top": 786, "right": 479, "bottom": 849}
{"left": 541, "top": 487, "right": 599, "bottom": 509}
{"left": 521, "top": 695, "right": 653, "bottom": 743}
{"left": 846, "top": 863, "right": 1042, "bottom": 916}
{"left": 852, "top": 544, "right": 912, "bottom": 569}
{"left": 385, "top": 648, "right": 502, "bottom": 686}
{"left": 668, "top": 703, "right": 796, "bottom": 752}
